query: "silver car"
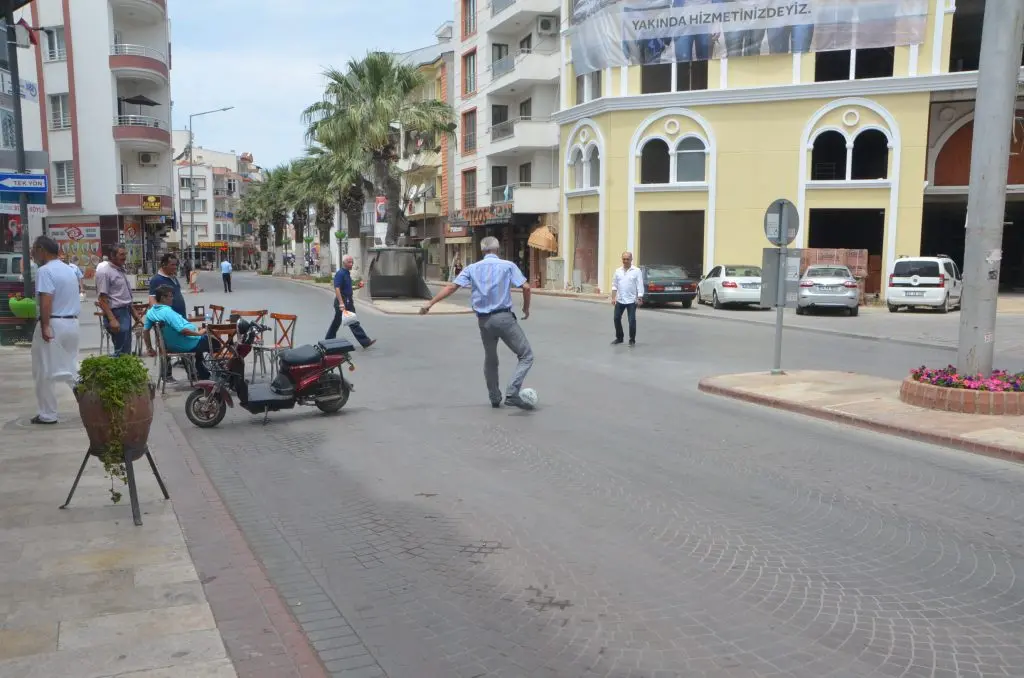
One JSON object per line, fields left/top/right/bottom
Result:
{"left": 796, "top": 265, "right": 860, "bottom": 316}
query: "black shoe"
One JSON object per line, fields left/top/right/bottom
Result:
{"left": 164, "top": 375, "right": 177, "bottom": 383}
{"left": 491, "top": 401, "right": 502, "bottom": 409}
{"left": 629, "top": 340, "right": 636, "bottom": 347}
{"left": 611, "top": 339, "right": 624, "bottom": 345}
{"left": 505, "top": 394, "right": 534, "bottom": 410}
{"left": 30, "top": 415, "right": 57, "bottom": 425}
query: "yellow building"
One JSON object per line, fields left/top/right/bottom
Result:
{"left": 554, "top": 0, "right": 1020, "bottom": 300}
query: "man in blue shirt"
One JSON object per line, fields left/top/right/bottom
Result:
{"left": 220, "top": 258, "right": 233, "bottom": 293}
{"left": 325, "top": 254, "right": 375, "bottom": 348}
{"left": 148, "top": 253, "right": 187, "bottom": 382}
{"left": 420, "top": 236, "right": 534, "bottom": 409}
{"left": 142, "top": 285, "right": 212, "bottom": 380}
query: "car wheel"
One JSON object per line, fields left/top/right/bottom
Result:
{"left": 939, "top": 294, "right": 951, "bottom": 314}
{"left": 888, "top": 304, "right": 899, "bottom": 313}
{"left": 796, "top": 305, "right": 806, "bottom": 315}
{"left": 712, "top": 291, "right": 723, "bottom": 309}
{"left": 681, "top": 299, "right": 693, "bottom": 309}
{"left": 849, "top": 305, "right": 859, "bottom": 317}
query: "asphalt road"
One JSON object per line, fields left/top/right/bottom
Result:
{"left": 170, "top": 272, "right": 1024, "bottom": 678}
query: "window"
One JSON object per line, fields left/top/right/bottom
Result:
{"left": 575, "top": 71, "right": 602, "bottom": 105}
{"left": 53, "top": 161, "right": 74, "bottom": 197}
{"left": 462, "top": 0, "right": 476, "bottom": 36}
{"left": 570, "top": 148, "right": 585, "bottom": 189}
{"left": 590, "top": 70, "right": 602, "bottom": 100}
{"left": 519, "top": 34, "right": 532, "bottom": 52}
{"left": 49, "top": 94, "right": 70, "bottom": 130}
{"left": 851, "top": 130, "right": 889, "bottom": 180}
{"left": 492, "top": 43, "right": 512, "bottom": 77}
{"left": 492, "top": 104, "right": 508, "bottom": 126}
{"left": 179, "top": 177, "right": 206, "bottom": 191}
{"left": 180, "top": 199, "right": 207, "bottom": 213}
{"left": 675, "top": 137, "right": 706, "bottom": 182}
{"left": 462, "top": 50, "right": 477, "bottom": 95}
{"left": 810, "top": 131, "right": 848, "bottom": 180}
{"left": 491, "top": 105, "right": 511, "bottom": 140}
{"left": 491, "top": 166, "right": 509, "bottom": 202}
{"left": 462, "top": 169, "right": 477, "bottom": 208}
{"left": 575, "top": 74, "right": 585, "bottom": 105}
{"left": 639, "top": 139, "right": 670, "bottom": 184}
{"left": 815, "top": 49, "right": 894, "bottom": 82}
{"left": 586, "top": 147, "right": 601, "bottom": 187}
{"left": 519, "top": 98, "right": 532, "bottom": 119}
{"left": 811, "top": 129, "right": 890, "bottom": 181}
{"left": 227, "top": 179, "right": 238, "bottom": 193}
{"left": 641, "top": 64, "right": 672, "bottom": 94}
{"left": 43, "top": 27, "right": 66, "bottom": 61}
{"left": 461, "top": 109, "right": 477, "bottom": 153}
{"left": 519, "top": 162, "right": 532, "bottom": 185}
{"left": 492, "top": 43, "right": 508, "bottom": 63}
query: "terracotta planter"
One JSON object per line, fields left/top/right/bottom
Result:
{"left": 75, "top": 383, "right": 156, "bottom": 462}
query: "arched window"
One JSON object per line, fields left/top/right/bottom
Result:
{"left": 811, "top": 130, "right": 848, "bottom": 181}
{"left": 570, "top": 148, "right": 584, "bottom": 189}
{"left": 640, "top": 138, "right": 670, "bottom": 184}
{"left": 674, "top": 137, "right": 706, "bottom": 182}
{"left": 851, "top": 129, "right": 889, "bottom": 180}
{"left": 585, "top": 146, "right": 601, "bottom": 188}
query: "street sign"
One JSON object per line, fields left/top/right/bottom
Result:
{"left": 763, "top": 198, "right": 799, "bottom": 247}
{"left": 0, "top": 172, "right": 47, "bottom": 193}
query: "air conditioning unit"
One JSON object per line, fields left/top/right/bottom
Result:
{"left": 537, "top": 15, "right": 558, "bottom": 35}
{"left": 138, "top": 152, "right": 159, "bottom": 167}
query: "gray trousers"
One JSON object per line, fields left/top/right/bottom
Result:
{"left": 478, "top": 311, "right": 534, "bottom": 403}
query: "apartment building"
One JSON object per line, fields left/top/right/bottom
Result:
{"left": 453, "top": 0, "right": 562, "bottom": 283}
{"left": 168, "top": 132, "right": 261, "bottom": 268}
{"left": 9, "top": 0, "right": 174, "bottom": 277}
{"left": 557, "top": 0, "right": 1023, "bottom": 298}
{"left": 396, "top": 21, "right": 455, "bottom": 279}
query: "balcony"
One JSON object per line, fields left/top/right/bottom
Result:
{"left": 112, "top": 115, "right": 170, "bottom": 150}
{"left": 109, "top": 44, "right": 168, "bottom": 84}
{"left": 490, "top": 0, "right": 560, "bottom": 35}
{"left": 487, "top": 49, "right": 559, "bottom": 97}
{"left": 110, "top": 0, "right": 166, "bottom": 24}
{"left": 490, "top": 183, "right": 559, "bottom": 214}
{"left": 486, "top": 117, "right": 558, "bottom": 157}
{"left": 407, "top": 197, "right": 442, "bottom": 219}
{"left": 116, "top": 183, "right": 172, "bottom": 214}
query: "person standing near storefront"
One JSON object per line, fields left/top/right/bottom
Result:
{"left": 611, "top": 251, "right": 644, "bottom": 346}
{"left": 95, "top": 244, "right": 140, "bottom": 356}
{"left": 31, "top": 236, "right": 81, "bottom": 424}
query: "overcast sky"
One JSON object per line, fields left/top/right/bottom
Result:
{"left": 168, "top": 0, "right": 452, "bottom": 169}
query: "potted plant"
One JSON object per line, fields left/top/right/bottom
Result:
{"left": 75, "top": 354, "right": 154, "bottom": 504}
{"left": 334, "top": 230, "right": 347, "bottom": 241}
{"left": 7, "top": 292, "right": 36, "bottom": 319}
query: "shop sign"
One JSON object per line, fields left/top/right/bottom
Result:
{"left": 141, "top": 195, "right": 162, "bottom": 211}
{"left": 449, "top": 203, "right": 512, "bottom": 228}
{"left": 197, "top": 241, "right": 228, "bottom": 249}
{"left": 214, "top": 210, "right": 234, "bottom": 219}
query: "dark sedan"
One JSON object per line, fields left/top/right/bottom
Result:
{"left": 641, "top": 264, "right": 698, "bottom": 308}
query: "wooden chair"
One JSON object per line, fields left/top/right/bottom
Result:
{"left": 256, "top": 312, "right": 297, "bottom": 379}
{"left": 231, "top": 310, "right": 269, "bottom": 381}
{"left": 153, "top": 322, "right": 197, "bottom": 395}
{"left": 93, "top": 310, "right": 110, "bottom": 355}
{"left": 131, "top": 303, "right": 149, "bottom": 356}
{"left": 209, "top": 304, "right": 225, "bottom": 324}
{"left": 205, "top": 323, "right": 238, "bottom": 361}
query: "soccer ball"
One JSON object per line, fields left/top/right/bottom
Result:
{"left": 518, "top": 388, "right": 538, "bottom": 408}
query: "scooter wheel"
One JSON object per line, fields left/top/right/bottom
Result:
{"left": 315, "top": 381, "right": 350, "bottom": 414}
{"left": 186, "top": 389, "right": 227, "bottom": 428}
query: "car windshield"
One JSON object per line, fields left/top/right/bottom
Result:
{"left": 646, "top": 265, "right": 688, "bottom": 279}
{"left": 893, "top": 260, "right": 940, "bottom": 277}
{"left": 724, "top": 266, "right": 760, "bottom": 277}
{"left": 806, "top": 267, "right": 850, "bottom": 278}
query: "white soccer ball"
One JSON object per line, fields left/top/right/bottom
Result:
{"left": 518, "top": 387, "right": 538, "bottom": 408}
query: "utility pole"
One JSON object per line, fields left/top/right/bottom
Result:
{"left": 186, "top": 106, "right": 233, "bottom": 270}
{"left": 5, "top": 8, "right": 31, "bottom": 297}
{"left": 957, "top": 0, "right": 1024, "bottom": 376}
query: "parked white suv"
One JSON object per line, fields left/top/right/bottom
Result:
{"left": 887, "top": 255, "right": 963, "bottom": 313}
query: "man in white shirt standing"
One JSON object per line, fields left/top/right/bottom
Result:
{"left": 611, "top": 251, "right": 644, "bottom": 346}
{"left": 220, "top": 258, "right": 233, "bottom": 293}
{"left": 31, "top": 235, "right": 81, "bottom": 424}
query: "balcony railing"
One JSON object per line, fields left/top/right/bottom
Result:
{"left": 490, "top": 181, "right": 556, "bottom": 203}
{"left": 488, "top": 116, "right": 549, "bottom": 141}
{"left": 110, "top": 43, "right": 168, "bottom": 65}
{"left": 45, "top": 48, "right": 66, "bottom": 62}
{"left": 491, "top": 0, "right": 516, "bottom": 15}
{"left": 114, "top": 114, "right": 168, "bottom": 129}
{"left": 488, "top": 47, "right": 558, "bottom": 82}
{"left": 120, "top": 183, "right": 171, "bottom": 195}
{"left": 49, "top": 116, "right": 71, "bottom": 131}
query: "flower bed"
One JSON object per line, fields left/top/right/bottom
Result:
{"left": 900, "top": 365, "right": 1024, "bottom": 415}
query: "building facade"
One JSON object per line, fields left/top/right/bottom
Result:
{"left": 556, "top": 0, "right": 1021, "bottom": 299}
{"left": 16, "top": 0, "right": 173, "bottom": 276}
{"left": 453, "top": 0, "right": 562, "bottom": 285}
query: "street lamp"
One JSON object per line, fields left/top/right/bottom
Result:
{"left": 188, "top": 106, "right": 233, "bottom": 269}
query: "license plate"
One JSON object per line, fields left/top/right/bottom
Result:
{"left": 906, "top": 290, "right": 925, "bottom": 297}
{"left": 742, "top": 283, "right": 760, "bottom": 289}
{"left": 664, "top": 286, "right": 681, "bottom": 291}
{"left": 819, "top": 286, "right": 841, "bottom": 292}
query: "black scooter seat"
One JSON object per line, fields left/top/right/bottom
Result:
{"left": 318, "top": 338, "right": 354, "bottom": 355}
{"left": 279, "top": 344, "right": 321, "bottom": 366}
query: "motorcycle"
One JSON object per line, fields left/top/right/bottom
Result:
{"left": 184, "top": 318, "right": 356, "bottom": 428}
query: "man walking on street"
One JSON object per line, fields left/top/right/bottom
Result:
{"left": 220, "top": 258, "right": 233, "bottom": 293}
{"left": 149, "top": 253, "right": 187, "bottom": 383}
{"left": 95, "top": 244, "right": 140, "bottom": 356}
{"left": 611, "top": 251, "right": 644, "bottom": 346}
{"left": 31, "top": 236, "right": 80, "bottom": 425}
{"left": 325, "top": 254, "right": 375, "bottom": 348}
{"left": 420, "top": 236, "right": 535, "bottom": 409}
{"left": 61, "top": 253, "right": 85, "bottom": 299}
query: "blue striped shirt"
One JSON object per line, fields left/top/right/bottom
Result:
{"left": 454, "top": 254, "right": 527, "bottom": 314}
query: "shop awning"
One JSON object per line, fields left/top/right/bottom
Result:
{"left": 527, "top": 226, "right": 557, "bottom": 253}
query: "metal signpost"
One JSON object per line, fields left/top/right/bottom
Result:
{"left": 763, "top": 198, "right": 800, "bottom": 375}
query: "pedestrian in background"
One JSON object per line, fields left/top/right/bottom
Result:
{"left": 325, "top": 254, "right": 375, "bottom": 348}
{"left": 148, "top": 253, "right": 187, "bottom": 383}
{"left": 611, "top": 251, "right": 644, "bottom": 346}
{"left": 420, "top": 236, "right": 534, "bottom": 409}
{"left": 220, "top": 258, "right": 233, "bottom": 293}
{"left": 95, "top": 244, "right": 140, "bottom": 356}
{"left": 61, "top": 252, "right": 85, "bottom": 300}
{"left": 31, "top": 236, "right": 80, "bottom": 425}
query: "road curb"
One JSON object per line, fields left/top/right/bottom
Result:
{"left": 697, "top": 379, "right": 1024, "bottom": 466}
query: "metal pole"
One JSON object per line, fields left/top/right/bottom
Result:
{"left": 771, "top": 239, "right": 786, "bottom": 375}
{"left": 6, "top": 10, "right": 31, "bottom": 297}
{"left": 188, "top": 115, "right": 195, "bottom": 270}
{"left": 956, "top": 0, "right": 1024, "bottom": 376}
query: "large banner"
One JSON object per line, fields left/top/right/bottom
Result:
{"left": 49, "top": 224, "right": 101, "bottom": 279}
{"left": 569, "top": 0, "right": 929, "bottom": 74}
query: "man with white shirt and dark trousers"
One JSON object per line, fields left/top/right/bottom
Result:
{"left": 31, "top": 236, "right": 81, "bottom": 424}
{"left": 611, "top": 251, "right": 644, "bottom": 346}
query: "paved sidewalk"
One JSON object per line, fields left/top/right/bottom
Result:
{"left": 699, "top": 370, "right": 1024, "bottom": 463}
{"left": 0, "top": 339, "right": 328, "bottom": 677}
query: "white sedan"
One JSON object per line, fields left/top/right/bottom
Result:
{"left": 696, "top": 264, "right": 764, "bottom": 309}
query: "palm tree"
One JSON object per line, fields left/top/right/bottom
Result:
{"left": 302, "top": 141, "right": 372, "bottom": 269}
{"left": 302, "top": 51, "right": 456, "bottom": 245}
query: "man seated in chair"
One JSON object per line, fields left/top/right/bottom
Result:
{"left": 142, "top": 285, "right": 212, "bottom": 380}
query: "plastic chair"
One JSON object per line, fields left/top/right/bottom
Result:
{"left": 153, "top": 322, "right": 197, "bottom": 395}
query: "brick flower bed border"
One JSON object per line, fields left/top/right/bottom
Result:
{"left": 899, "top": 377, "right": 1024, "bottom": 415}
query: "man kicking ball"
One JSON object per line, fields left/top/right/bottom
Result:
{"left": 420, "top": 236, "right": 535, "bottom": 409}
